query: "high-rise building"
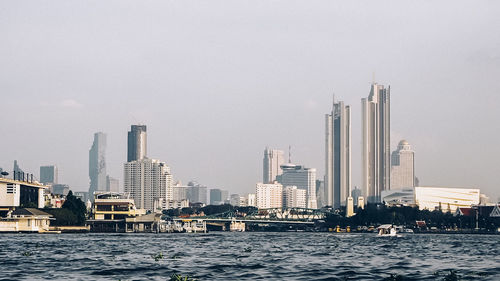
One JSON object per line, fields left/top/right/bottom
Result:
{"left": 106, "top": 176, "right": 120, "bottom": 192}
{"left": 263, "top": 148, "right": 284, "bottom": 183}
{"left": 209, "top": 189, "right": 228, "bottom": 205}
{"left": 362, "top": 82, "right": 391, "bottom": 203}
{"left": 279, "top": 164, "right": 317, "bottom": 209}
{"left": 283, "top": 186, "right": 307, "bottom": 208}
{"left": 187, "top": 181, "right": 208, "bottom": 204}
{"left": 256, "top": 183, "right": 283, "bottom": 209}
{"left": 127, "top": 125, "right": 147, "bottom": 162}
{"left": 13, "top": 160, "right": 24, "bottom": 181}
{"left": 315, "top": 179, "right": 325, "bottom": 208}
{"left": 40, "top": 165, "right": 58, "bottom": 185}
{"left": 52, "top": 184, "right": 70, "bottom": 196}
{"left": 230, "top": 194, "right": 241, "bottom": 206}
{"left": 325, "top": 97, "right": 351, "bottom": 208}
{"left": 172, "top": 183, "right": 188, "bottom": 201}
{"left": 89, "top": 132, "right": 107, "bottom": 197}
{"left": 123, "top": 158, "right": 172, "bottom": 211}
{"left": 390, "top": 140, "right": 415, "bottom": 189}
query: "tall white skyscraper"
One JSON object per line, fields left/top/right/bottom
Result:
{"left": 256, "top": 182, "right": 283, "bottom": 209}
{"left": 325, "top": 97, "right": 351, "bottom": 208}
{"left": 279, "top": 164, "right": 317, "bottom": 209}
{"left": 263, "top": 148, "right": 284, "bottom": 183}
{"left": 89, "top": 132, "right": 107, "bottom": 197}
{"left": 123, "top": 158, "right": 172, "bottom": 211}
{"left": 390, "top": 140, "right": 415, "bottom": 189}
{"left": 362, "top": 82, "right": 391, "bottom": 203}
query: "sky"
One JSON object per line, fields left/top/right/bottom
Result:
{"left": 1, "top": 1, "right": 499, "bottom": 201}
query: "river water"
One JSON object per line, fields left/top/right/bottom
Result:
{"left": 0, "top": 232, "right": 498, "bottom": 280}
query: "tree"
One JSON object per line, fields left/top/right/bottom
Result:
{"left": 61, "top": 190, "right": 87, "bottom": 225}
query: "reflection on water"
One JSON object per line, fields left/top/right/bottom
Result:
{"left": 0, "top": 233, "right": 498, "bottom": 280}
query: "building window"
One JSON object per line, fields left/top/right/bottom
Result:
{"left": 7, "top": 184, "right": 16, "bottom": 194}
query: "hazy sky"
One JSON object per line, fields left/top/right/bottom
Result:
{"left": 1, "top": 1, "right": 499, "bottom": 200}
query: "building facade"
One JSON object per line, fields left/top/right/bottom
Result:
{"left": 279, "top": 164, "right": 317, "bottom": 209}
{"left": 283, "top": 186, "right": 307, "bottom": 208}
{"left": 123, "top": 158, "right": 172, "bottom": 211}
{"left": 325, "top": 97, "right": 351, "bottom": 208}
{"left": 361, "top": 82, "right": 391, "bottom": 203}
{"left": 209, "top": 189, "right": 228, "bottom": 205}
{"left": 390, "top": 140, "right": 415, "bottom": 189}
{"left": 256, "top": 183, "right": 283, "bottom": 209}
{"left": 89, "top": 132, "right": 107, "bottom": 197}
{"left": 106, "top": 176, "right": 120, "bottom": 192}
{"left": 127, "top": 125, "right": 147, "bottom": 162}
{"left": 40, "top": 165, "right": 58, "bottom": 185}
{"left": 263, "top": 148, "right": 284, "bottom": 183}
{"left": 414, "top": 186, "right": 480, "bottom": 212}
{"left": 187, "top": 181, "right": 208, "bottom": 204}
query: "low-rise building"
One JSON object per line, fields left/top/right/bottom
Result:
{"left": 0, "top": 208, "right": 53, "bottom": 233}
{"left": 256, "top": 183, "right": 283, "bottom": 209}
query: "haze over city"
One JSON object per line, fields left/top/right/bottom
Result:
{"left": 1, "top": 1, "right": 499, "bottom": 200}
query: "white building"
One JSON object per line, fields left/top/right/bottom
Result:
{"left": 123, "top": 158, "right": 173, "bottom": 211}
{"left": 325, "top": 97, "right": 351, "bottom": 208}
{"left": 362, "top": 82, "right": 391, "bottom": 203}
{"left": 263, "top": 148, "right": 284, "bottom": 183}
{"left": 279, "top": 164, "right": 317, "bottom": 209}
{"left": 256, "top": 183, "right": 283, "bottom": 209}
{"left": 381, "top": 188, "right": 415, "bottom": 206}
{"left": 414, "top": 186, "right": 480, "bottom": 212}
{"left": 172, "top": 183, "right": 188, "bottom": 201}
{"left": 283, "top": 186, "right": 307, "bottom": 208}
{"left": 390, "top": 140, "right": 415, "bottom": 189}
{"left": 245, "top": 193, "right": 256, "bottom": 207}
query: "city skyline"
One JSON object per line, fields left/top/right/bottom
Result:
{"left": 2, "top": 1, "right": 499, "bottom": 201}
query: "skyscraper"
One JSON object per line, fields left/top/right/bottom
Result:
{"left": 325, "top": 97, "right": 351, "bottom": 208}
{"left": 106, "top": 175, "right": 120, "bottom": 192}
{"left": 263, "top": 148, "right": 284, "bottom": 183}
{"left": 127, "top": 125, "right": 147, "bottom": 162}
{"left": 210, "top": 188, "right": 228, "bottom": 205}
{"left": 279, "top": 164, "right": 317, "bottom": 209}
{"left": 390, "top": 140, "right": 415, "bottom": 189}
{"left": 362, "top": 82, "right": 391, "bottom": 203}
{"left": 123, "top": 158, "right": 172, "bottom": 210}
{"left": 40, "top": 165, "right": 58, "bottom": 185}
{"left": 13, "top": 160, "right": 24, "bottom": 180}
{"left": 89, "top": 132, "right": 107, "bottom": 197}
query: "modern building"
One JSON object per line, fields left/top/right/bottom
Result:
{"left": 390, "top": 140, "right": 415, "bottom": 189}
{"left": 186, "top": 181, "right": 208, "bottom": 204}
{"left": 40, "top": 165, "right": 58, "bottom": 185}
{"left": 106, "top": 176, "right": 120, "bottom": 192}
{"left": 127, "top": 125, "right": 147, "bottom": 162}
{"left": 315, "top": 180, "right": 325, "bottom": 208}
{"left": 0, "top": 178, "right": 47, "bottom": 210}
{"left": 414, "top": 186, "right": 480, "bottom": 212}
{"left": 245, "top": 193, "right": 256, "bottom": 207}
{"left": 172, "top": 183, "right": 188, "bottom": 201}
{"left": 256, "top": 183, "right": 283, "bottom": 209}
{"left": 123, "top": 158, "right": 172, "bottom": 211}
{"left": 279, "top": 164, "right": 317, "bottom": 209}
{"left": 361, "top": 82, "right": 391, "bottom": 203}
{"left": 283, "top": 186, "right": 307, "bottom": 208}
{"left": 325, "top": 97, "right": 351, "bottom": 208}
{"left": 52, "top": 184, "right": 70, "bottom": 196}
{"left": 209, "top": 189, "right": 228, "bottom": 205}
{"left": 13, "top": 160, "right": 24, "bottom": 181}
{"left": 89, "top": 132, "right": 107, "bottom": 198}
{"left": 263, "top": 148, "right": 285, "bottom": 183}
{"left": 381, "top": 188, "right": 415, "bottom": 206}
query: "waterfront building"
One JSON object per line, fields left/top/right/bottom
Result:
{"left": 127, "top": 125, "right": 147, "bottom": 162}
{"left": 381, "top": 188, "right": 415, "bottom": 206}
{"left": 210, "top": 189, "right": 228, "bottom": 205}
{"left": 123, "top": 158, "right": 172, "bottom": 211}
{"left": 263, "top": 148, "right": 285, "bottom": 183}
{"left": 40, "top": 165, "right": 58, "bottom": 185}
{"left": 89, "top": 132, "right": 107, "bottom": 198}
{"left": 256, "top": 183, "right": 283, "bottom": 209}
{"left": 361, "top": 82, "right": 391, "bottom": 203}
{"left": 92, "top": 192, "right": 146, "bottom": 220}
{"left": 325, "top": 97, "right": 351, "bottom": 208}
{"left": 154, "top": 198, "right": 189, "bottom": 210}
{"left": 0, "top": 177, "right": 47, "bottom": 210}
{"left": 106, "top": 176, "right": 119, "bottom": 192}
{"left": 187, "top": 181, "right": 208, "bottom": 204}
{"left": 283, "top": 186, "right": 307, "bottom": 208}
{"left": 414, "top": 186, "right": 480, "bottom": 212}
{"left": 0, "top": 208, "right": 52, "bottom": 233}
{"left": 390, "top": 140, "right": 415, "bottom": 189}
{"left": 279, "top": 164, "right": 317, "bottom": 209}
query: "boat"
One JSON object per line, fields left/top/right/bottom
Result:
{"left": 377, "top": 224, "right": 400, "bottom": 237}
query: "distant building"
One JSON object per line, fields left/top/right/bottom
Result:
{"left": 381, "top": 188, "right": 415, "bottom": 206}
{"left": 390, "top": 140, "right": 415, "bottom": 189}
{"left": 0, "top": 178, "right": 47, "bottom": 209}
{"left": 315, "top": 180, "right": 325, "bottom": 208}
{"left": 123, "top": 158, "right": 172, "bottom": 211}
{"left": 0, "top": 208, "right": 52, "bottom": 233}
{"left": 209, "top": 189, "right": 228, "bottom": 205}
{"left": 245, "top": 193, "right": 256, "bottom": 207}
{"left": 351, "top": 187, "right": 362, "bottom": 206}
{"left": 362, "top": 82, "right": 391, "bottom": 203}
{"left": 73, "top": 191, "right": 89, "bottom": 203}
{"left": 154, "top": 198, "right": 189, "bottom": 210}
{"left": 106, "top": 176, "right": 119, "bottom": 192}
{"left": 89, "top": 132, "right": 107, "bottom": 197}
{"left": 283, "top": 186, "right": 306, "bottom": 208}
{"left": 325, "top": 97, "right": 351, "bottom": 208}
{"left": 230, "top": 194, "right": 241, "bottom": 206}
{"left": 256, "top": 183, "right": 283, "bottom": 209}
{"left": 415, "top": 186, "right": 480, "bottom": 212}
{"left": 279, "top": 164, "right": 317, "bottom": 209}
{"left": 52, "top": 184, "right": 70, "bottom": 196}
{"left": 263, "top": 148, "right": 284, "bottom": 183}
{"left": 127, "top": 125, "right": 147, "bottom": 162}
{"left": 13, "top": 160, "right": 25, "bottom": 181}
{"left": 172, "top": 183, "right": 188, "bottom": 201}
{"left": 40, "top": 165, "right": 58, "bottom": 185}
{"left": 187, "top": 181, "right": 208, "bottom": 204}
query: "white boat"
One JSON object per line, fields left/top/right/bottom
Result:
{"left": 377, "top": 224, "right": 400, "bottom": 237}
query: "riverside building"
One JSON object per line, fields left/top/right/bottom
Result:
{"left": 283, "top": 186, "right": 307, "bottom": 208}
{"left": 390, "top": 140, "right": 415, "bottom": 189}
{"left": 325, "top": 97, "right": 351, "bottom": 208}
{"left": 361, "top": 82, "right": 391, "bottom": 203}
{"left": 256, "top": 183, "right": 283, "bottom": 209}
